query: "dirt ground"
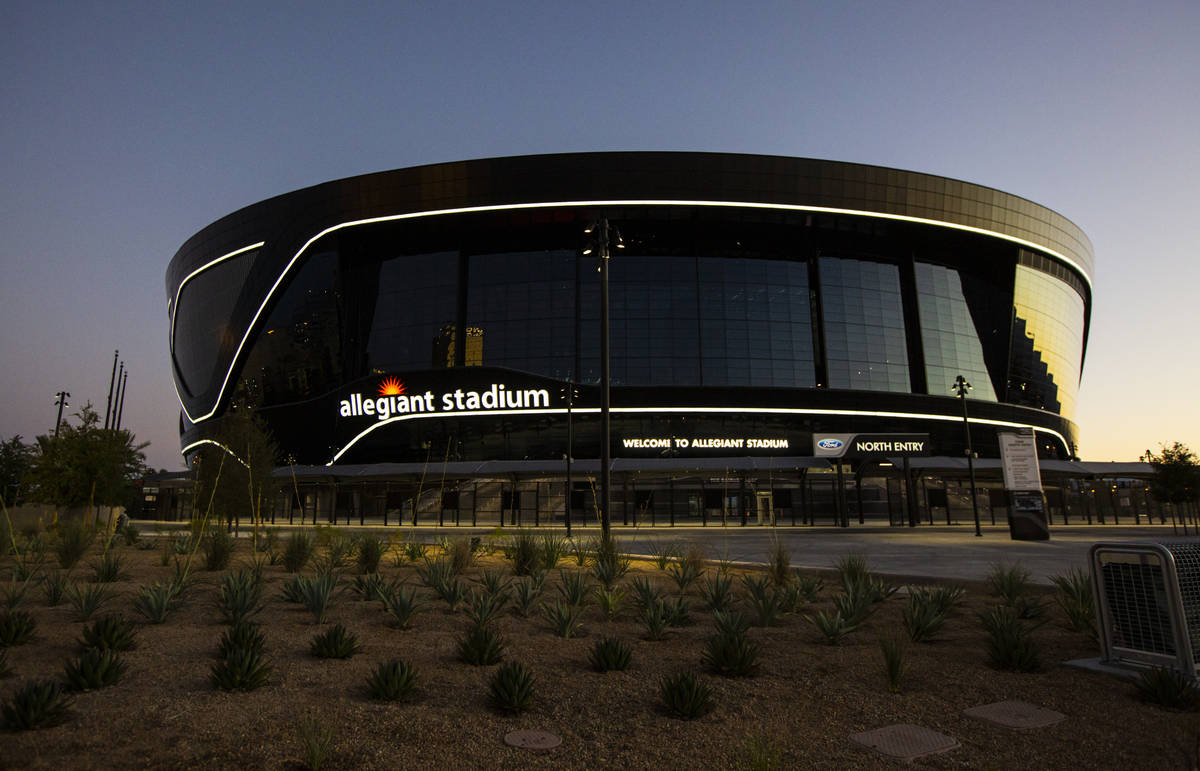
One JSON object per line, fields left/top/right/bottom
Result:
{"left": 1, "top": 530, "right": 1196, "bottom": 770}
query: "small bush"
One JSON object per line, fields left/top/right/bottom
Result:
{"left": 542, "top": 599, "right": 585, "bottom": 638}
{"left": 902, "top": 593, "right": 945, "bottom": 643}
{"left": 794, "top": 575, "right": 824, "bottom": 602}
{"left": 41, "top": 570, "right": 69, "bottom": 607}
{"left": 987, "top": 562, "right": 1031, "bottom": 604}
{"left": 699, "top": 573, "right": 734, "bottom": 612}
{"left": 667, "top": 559, "right": 703, "bottom": 596}
{"left": 217, "top": 568, "right": 264, "bottom": 625}
{"left": 458, "top": 623, "right": 505, "bottom": 665}
{"left": 660, "top": 671, "right": 713, "bottom": 720}
{"left": 640, "top": 599, "right": 672, "bottom": 640}
{"left": 310, "top": 624, "right": 360, "bottom": 659}
{"left": 766, "top": 537, "right": 791, "bottom": 587}
{"left": 356, "top": 535, "right": 384, "bottom": 574}
{"left": 703, "top": 631, "right": 760, "bottom": 677}
{"left": 631, "top": 576, "right": 664, "bottom": 609}
{"left": 402, "top": 540, "right": 426, "bottom": 563}
{"left": 1, "top": 680, "right": 72, "bottom": 730}
{"left": 591, "top": 537, "right": 630, "bottom": 588}
{"left": 281, "top": 575, "right": 308, "bottom": 604}
{"left": 351, "top": 573, "right": 397, "bottom": 603}
{"left": 202, "top": 527, "right": 237, "bottom": 572}
{"left": 556, "top": 569, "right": 590, "bottom": 607}
{"left": 475, "top": 569, "right": 511, "bottom": 597}
{"left": 880, "top": 634, "right": 906, "bottom": 693}
{"left": 506, "top": 532, "right": 542, "bottom": 576}
{"left": 2, "top": 577, "right": 32, "bottom": 610}
{"left": 539, "top": 534, "right": 568, "bottom": 570}
{"left": 218, "top": 620, "right": 266, "bottom": 659}
{"left": 133, "top": 581, "right": 181, "bottom": 624}
{"left": 568, "top": 537, "right": 591, "bottom": 567}
{"left": 431, "top": 576, "right": 468, "bottom": 612}
{"left": 511, "top": 577, "right": 543, "bottom": 617}
{"left": 746, "top": 587, "right": 781, "bottom": 628}
{"left": 589, "top": 637, "right": 631, "bottom": 672}
{"left": 488, "top": 661, "right": 534, "bottom": 713}
{"left": 1135, "top": 666, "right": 1199, "bottom": 710}
{"left": 381, "top": 585, "right": 425, "bottom": 629}
{"left": 68, "top": 582, "right": 111, "bottom": 621}
{"left": 298, "top": 711, "right": 335, "bottom": 771}
{"left": 445, "top": 536, "right": 476, "bottom": 576}
{"left": 465, "top": 589, "right": 509, "bottom": 627}
{"left": 54, "top": 520, "right": 94, "bottom": 569}
{"left": 834, "top": 553, "right": 870, "bottom": 586}
{"left": 978, "top": 604, "right": 1043, "bottom": 672}
{"left": 120, "top": 522, "right": 140, "bottom": 547}
{"left": 713, "top": 609, "right": 750, "bottom": 637}
{"left": 0, "top": 610, "right": 36, "bottom": 647}
{"left": 366, "top": 659, "right": 419, "bottom": 702}
{"left": 64, "top": 647, "right": 126, "bottom": 691}
{"left": 80, "top": 614, "right": 136, "bottom": 652}
{"left": 283, "top": 531, "right": 316, "bottom": 573}
{"left": 297, "top": 573, "right": 341, "bottom": 624}
{"left": 832, "top": 581, "right": 873, "bottom": 627}
{"left": 593, "top": 585, "right": 625, "bottom": 621}
{"left": 809, "top": 610, "right": 855, "bottom": 645}
{"left": 1051, "top": 567, "right": 1096, "bottom": 635}
{"left": 649, "top": 539, "right": 683, "bottom": 571}
{"left": 91, "top": 551, "right": 125, "bottom": 583}
{"left": 211, "top": 647, "right": 272, "bottom": 692}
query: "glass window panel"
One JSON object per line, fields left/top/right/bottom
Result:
{"left": 819, "top": 256, "right": 910, "bottom": 392}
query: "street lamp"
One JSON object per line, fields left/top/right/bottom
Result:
{"left": 560, "top": 382, "right": 579, "bottom": 537}
{"left": 53, "top": 391, "right": 71, "bottom": 436}
{"left": 583, "top": 218, "right": 623, "bottom": 539}
{"left": 952, "top": 374, "right": 982, "bottom": 537}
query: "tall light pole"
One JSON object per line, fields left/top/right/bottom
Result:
{"left": 583, "top": 218, "right": 622, "bottom": 539}
{"left": 953, "top": 374, "right": 982, "bottom": 537}
{"left": 53, "top": 391, "right": 71, "bottom": 436}
{"left": 561, "top": 382, "right": 578, "bottom": 537}
{"left": 103, "top": 349, "right": 119, "bottom": 429}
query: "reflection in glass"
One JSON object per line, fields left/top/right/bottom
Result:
{"left": 820, "top": 257, "right": 910, "bottom": 392}
{"left": 1009, "top": 265, "right": 1085, "bottom": 418}
{"left": 915, "top": 262, "right": 996, "bottom": 400}
{"left": 172, "top": 248, "right": 258, "bottom": 397}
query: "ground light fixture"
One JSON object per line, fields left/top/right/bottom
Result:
{"left": 953, "top": 375, "right": 982, "bottom": 537}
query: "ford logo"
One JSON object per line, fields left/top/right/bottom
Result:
{"left": 817, "top": 438, "right": 844, "bottom": 450}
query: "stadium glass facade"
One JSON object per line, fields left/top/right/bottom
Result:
{"left": 167, "top": 152, "right": 1092, "bottom": 526}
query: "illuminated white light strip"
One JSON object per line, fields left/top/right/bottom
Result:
{"left": 169, "top": 241, "right": 265, "bottom": 416}
{"left": 177, "top": 198, "right": 1091, "bottom": 424}
{"left": 180, "top": 439, "right": 250, "bottom": 468}
{"left": 325, "top": 405, "right": 1070, "bottom": 466}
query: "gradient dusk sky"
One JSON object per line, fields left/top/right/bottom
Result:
{"left": 2, "top": 1, "right": 1197, "bottom": 471}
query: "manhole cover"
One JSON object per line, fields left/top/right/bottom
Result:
{"left": 963, "top": 699, "right": 1065, "bottom": 730}
{"left": 504, "top": 730, "right": 562, "bottom": 752}
{"left": 849, "top": 724, "right": 959, "bottom": 761}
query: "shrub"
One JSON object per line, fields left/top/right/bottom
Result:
{"left": 283, "top": 531, "right": 316, "bottom": 573}
{"left": 488, "top": 661, "right": 535, "bottom": 714}
{"left": 766, "top": 537, "right": 791, "bottom": 587}
{"left": 568, "top": 537, "right": 592, "bottom": 567}
{"left": 80, "top": 614, "right": 136, "bottom": 652}
{"left": 351, "top": 573, "right": 397, "bottom": 603}
{"left": 366, "top": 659, "right": 419, "bottom": 701}
{"left": 987, "top": 562, "right": 1031, "bottom": 604}
{"left": 64, "top": 647, "right": 126, "bottom": 691}
{"left": 703, "top": 631, "right": 760, "bottom": 677}
{"left": 54, "top": 520, "right": 94, "bottom": 569}
{"left": 880, "top": 634, "right": 906, "bottom": 693}
{"left": 310, "top": 624, "right": 360, "bottom": 659}
{"left": 458, "top": 623, "right": 505, "bottom": 665}
{"left": 402, "top": 540, "right": 426, "bottom": 563}
{"left": 211, "top": 647, "right": 272, "bottom": 691}
{"left": 589, "top": 637, "right": 631, "bottom": 672}
{"left": 324, "top": 530, "right": 356, "bottom": 568}
{"left": 475, "top": 569, "right": 511, "bottom": 597}
{"left": 699, "top": 573, "right": 734, "bottom": 612}
{"left": 556, "top": 569, "right": 590, "bottom": 607}
{"left": 640, "top": 599, "right": 672, "bottom": 640}
{"left": 667, "top": 558, "right": 703, "bottom": 596}
{"left": 417, "top": 556, "right": 454, "bottom": 589}
{"left": 68, "top": 582, "right": 110, "bottom": 621}
{"left": 1, "top": 680, "right": 72, "bottom": 730}
{"left": 217, "top": 568, "right": 264, "bottom": 625}
{"left": 978, "top": 604, "right": 1043, "bottom": 672}
{"left": 794, "top": 575, "right": 824, "bottom": 602}
{"left": 297, "top": 573, "right": 341, "bottom": 624}
{"left": 591, "top": 537, "right": 630, "bottom": 588}
{"left": 1051, "top": 567, "right": 1096, "bottom": 635}
{"left": 381, "top": 585, "right": 424, "bottom": 629}
{"left": 903, "top": 592, "right": 946, "bottom": 643}
{"left": 834, "top": 553, "right": 870, "bottom": 585}
{"left": 281, "top": 575, "right": 308, "bottom": 604}
{"left": 91, "top": 551, "right": 125, "bottom": 583}
{"left": 660, "top": 671, "right": 713, "bottom": 720}
{"left": 713, "top": 609, "right": 750, "bottom": 638}
{"left": 41, "top": 570, "right": 69, "bottom": 607}
{"left": 133, "top": 581, "right": 181, "bottom": 624}
{"left": 511, "top": 576, "right": 543, "bottom": 617}
{"left": 505, "top": 532, "right": 542, "bottom": 576}
{"left": 202, "top": 527, "right": 237, "bottom": 572}
{"left": 298, "top": 711, "right": 335, "bottom": 771}
{"left": 356, "top": 535, "right": 384, "bottom": 574}
{"left": 120, "top": 521, "right": 140, "bottom": 547}
{"left": 745, "top": 587, "right": 781, "bottom": 628}
{"left": 465, "top": 589, "right": 509, "bottom": 627}
{"left": 542, "top": 599, "right": 585, "bottom": 638}
{"left": 218, "top": 620, "right": 266, "bottom": 659}
{"left": 649, "top": 539, "right": 683, "bottom": 571}
{"left": 832, "top": 581, "right": 873, "bottom": 627}
{"left": 631, "top": 576, "right": 664, "bottom": 609}
{"left": 809, "top": 609, "right": 855, "bottom": 645}
{"left": 0, "top": 610, "right": 36, "bottom": 647}
{"left": 539, "top": 534, "right": 568, "bottom": 570}
{"left": 445, "top": 536, "right": 476, "bottom": 576}
{"left": 431, "top": 576, "right": 468, "bottom": 612}
{"left": 1135, "top": 666, "right": 1199, "bottom": 709}
{"left": 665, "top": 596, "right": 692, "bottom": 627}
{"left": 593, "top": 585, "right": 625, "bottom": 621}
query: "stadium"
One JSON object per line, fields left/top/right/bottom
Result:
{"left": 165, "top": 152, "right": 1093, "bottom": 527}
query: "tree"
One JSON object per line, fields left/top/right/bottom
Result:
{"left": 0, "top": 435, "right": 34, "bottom": 505}
{"left": 193, "top": 403, "right": 278, "bottom": 530}
{"left": 1148, "top": 442, "right": 1200, "bottom": 509}
{"left": 24, "top": 405, "right": 149, "bottom": 509}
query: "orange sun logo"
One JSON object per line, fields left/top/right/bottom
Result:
{"left": 378, "top": 377, "right": 406, "bottom": 396}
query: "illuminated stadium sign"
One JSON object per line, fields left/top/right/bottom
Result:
{"left": 338, "top": 377, "right": 551, "bottom": 422}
